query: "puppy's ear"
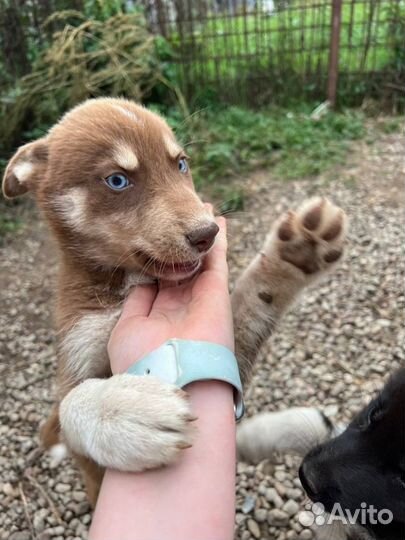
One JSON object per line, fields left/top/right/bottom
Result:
{"left": 2, "top": 138, "right": 49, "bottom": 199}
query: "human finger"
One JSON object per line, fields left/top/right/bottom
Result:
{"left": 119, "top": 284, "right": 157, "bottom": 321}
{"left": 203, "top": 216, "right": 228, "bottom": 275}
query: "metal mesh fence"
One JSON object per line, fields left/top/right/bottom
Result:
{"left": 142, "top": 0, "right": 405, "bottom": 108}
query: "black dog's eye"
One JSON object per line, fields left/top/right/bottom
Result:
{"left": 367, "top": 405, "right": 383, "bottom": 426}
{"left": 178, "top": 157, "right": 188, "bottom": 174}
{"left": 105, "top": 173, "right": 129, "bottom": 191}
{"left": 357, "top": 403, "right": 384, "bottom": 431}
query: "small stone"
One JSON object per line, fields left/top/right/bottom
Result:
{"left": 247, "top": 518, "right": 261, "bottom": 539}
{"left": 47, "top": 515, "right": 58, "bottom": 526}
{"left": 2, "top": 482, "right": 15, "bottom": 496}
{"left": 235, "top": 513, "right": 246, "bottom": 525}
{"left": 267, "top": 508, "right": 289, "bottom": 527}
{"left": 63, "top": 510, "right": 73, "bottom": 521}
{"left": 265, "top": 488, "right": 283, "bottom": 508}
{"left": 33, "top": 509, "right": 48, "bottom": 532}
{"left": 72, "top": 490, "right": 86, "bottom": 502}
{"left": 254, "top": 508, "right": 267, "bottom": 523}
{"left": 331, "top": 381, "right": 345, "bottom": 397}
{"left": 241, "top": 495, "right": 256, "bottom": 514}
{"left": 274, "top": 482, "right": 287, "bottom": 497}
{"left": 72, "top": 501, "right": 90, "bottom": 516}
{"left": 299, "top": 529, "right": 313, "bottom": 540}
{"left": 237, "top": 462, "right": 249, "bottom": 473}
{"left": 286, "top": 488, "right": 303, "bottom": 501}
{"left": 274, "top": 470, "right": 286, "bottom": 482}
{"left": 283, "top": 499, "right": 300, "bottom": 516}
{"left": 9, "top": 533, "right": 31, "bottom": 540}
{"left": 37, "top": 534, "right": 51, "bottom": 540}
{"left": 371, "top": 364, "right": 386, "bottom": 374}
{"left": 54, "top": 483, "right": 71, "bottom": 494}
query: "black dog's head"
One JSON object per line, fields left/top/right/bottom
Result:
{"left": 299, "top": 368, "right": 405, "bottom": 540}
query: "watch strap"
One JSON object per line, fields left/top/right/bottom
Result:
{"left": 126, "top": 339, "right": 244, "bottom": 421}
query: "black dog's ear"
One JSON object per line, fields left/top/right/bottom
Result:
{"left": 2, "top": 138, "right": 49, "bottom": 198}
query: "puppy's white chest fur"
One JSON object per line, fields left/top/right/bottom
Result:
{"left": 61, "top": 272, "right": 154, "bottom": 383}
{"left": 61, "top": 309, "right": 121, "bottom": 383}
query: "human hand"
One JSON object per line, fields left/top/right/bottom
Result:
{"left": 108, "top": 217, "right": 233, "bottom": 374}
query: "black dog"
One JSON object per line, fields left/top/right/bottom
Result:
{"left": 299, "top": 368, "right": 405, "bottom": 540}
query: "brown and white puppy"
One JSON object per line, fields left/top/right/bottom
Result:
{"left": 2, "top": 97, "right": 347, "bottom": 505}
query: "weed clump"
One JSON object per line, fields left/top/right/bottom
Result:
{"left": 0, "top": 10, "right": 161, "bottom": 152}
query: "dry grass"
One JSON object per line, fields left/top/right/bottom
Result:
{"left": 0, "top": 11, "right": 161, "bottom": 150}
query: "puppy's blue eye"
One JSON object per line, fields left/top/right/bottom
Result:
{"left": 178, "top": 158, "right": 188, "bottom": 174}
{"left": 105, "top": 173, "right": 129, "bottom": 191}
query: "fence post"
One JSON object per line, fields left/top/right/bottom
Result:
{"left": 327, "top": 0, "right": 343, "bottom": 107}
{"left": 155, "top": 0, "right": 167, "bottom": 37}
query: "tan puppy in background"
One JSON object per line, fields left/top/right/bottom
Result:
{"left": 2, "top": 98, "right": 347, "bottom": 505}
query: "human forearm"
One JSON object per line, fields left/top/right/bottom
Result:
{"left": 89, "top": 380, "right": 236, "bottom": 540}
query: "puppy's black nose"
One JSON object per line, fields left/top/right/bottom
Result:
{"left": 186, "top": 222, "right": 219, "bottom": 252}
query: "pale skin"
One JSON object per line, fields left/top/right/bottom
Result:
{"left": 89, "top": 218, "right": 237, "bottom": 540}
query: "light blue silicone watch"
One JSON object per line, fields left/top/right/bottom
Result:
{"left": 126, "top": 339, "right": 244, "bottom": 421}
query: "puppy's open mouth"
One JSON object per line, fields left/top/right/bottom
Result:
{"left": 156, "top": 258, "right": 201, "bottom": 277}
{"left": 141, "top": 254, "right": 202, "bottom": 280}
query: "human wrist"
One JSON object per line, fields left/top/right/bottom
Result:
{"left": 109, "top": 331, "right": 234, "bottom": 375}
{"left": 125, "top": 339, "right": 244, "bottom": 420}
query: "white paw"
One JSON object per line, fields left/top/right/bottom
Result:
{"left": 60, "top": 374, "right": 195, "bottom": 472}
{"left": 237, "top": 407, "right": 332, "bottom": 463}
{"left": 265, "top": 197, "right": 347, "bottom": 280}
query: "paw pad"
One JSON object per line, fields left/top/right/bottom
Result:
{"left": 302, "top": 199, "right": 324, "bottom": 230}
{"left": 274, "top": 197, "right": 347, "bottom": 276}
{"left": 277, "top": 212, "right": 294, "bottom": 241}
{"left": 321, "top": 213, "right": 343, "bottom": 241}
{"left": 324, "top": 249, "right": 342, "bottom": 263}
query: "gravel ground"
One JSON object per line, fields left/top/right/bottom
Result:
{"left": 0, "top": 132, "right": 404, "bottom": 540}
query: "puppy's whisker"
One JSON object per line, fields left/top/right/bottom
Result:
{"left": 183, "top": 138, "right": 209, "bottom": 147}
{"left": 111, "top": 246, "right": 145, "bottom": 271}
{"left": 175, "top": 107, "right": 208, "bottom": 129}
{"left": 219, "top": 210, "right": 250, "bottom": 221}
{"left": 109, "top": 249, "right": 134, "bottom": 280}
{"left": 108, "top": 246, "right": 150, "bottom": 289}
{"left": 135, "top": 258, "right": 155, "bottom": 286}
{"left": 292, "top": 412, "right": 325, "bottom": 453}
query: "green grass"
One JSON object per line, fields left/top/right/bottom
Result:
{"left": 377, "top": 117, "right": 404, "bottom": 133}
{"left": 0, "top": 202, "right": 22, "bottom": 240}
{"left": 154, "top": 103, "right": 367, "bottom": 209}
{"left": 168, "top": 1, "right": 403, "bottom": 102}
{"left": 0, "top": 214, "right": 21, "bottom": 235}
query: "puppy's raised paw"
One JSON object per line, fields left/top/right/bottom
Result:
{"left": 60, "top": 374, "right": 195, "bottom": 472}
{"left": 266, "top": 197, "right": 347, "bottom": 280}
